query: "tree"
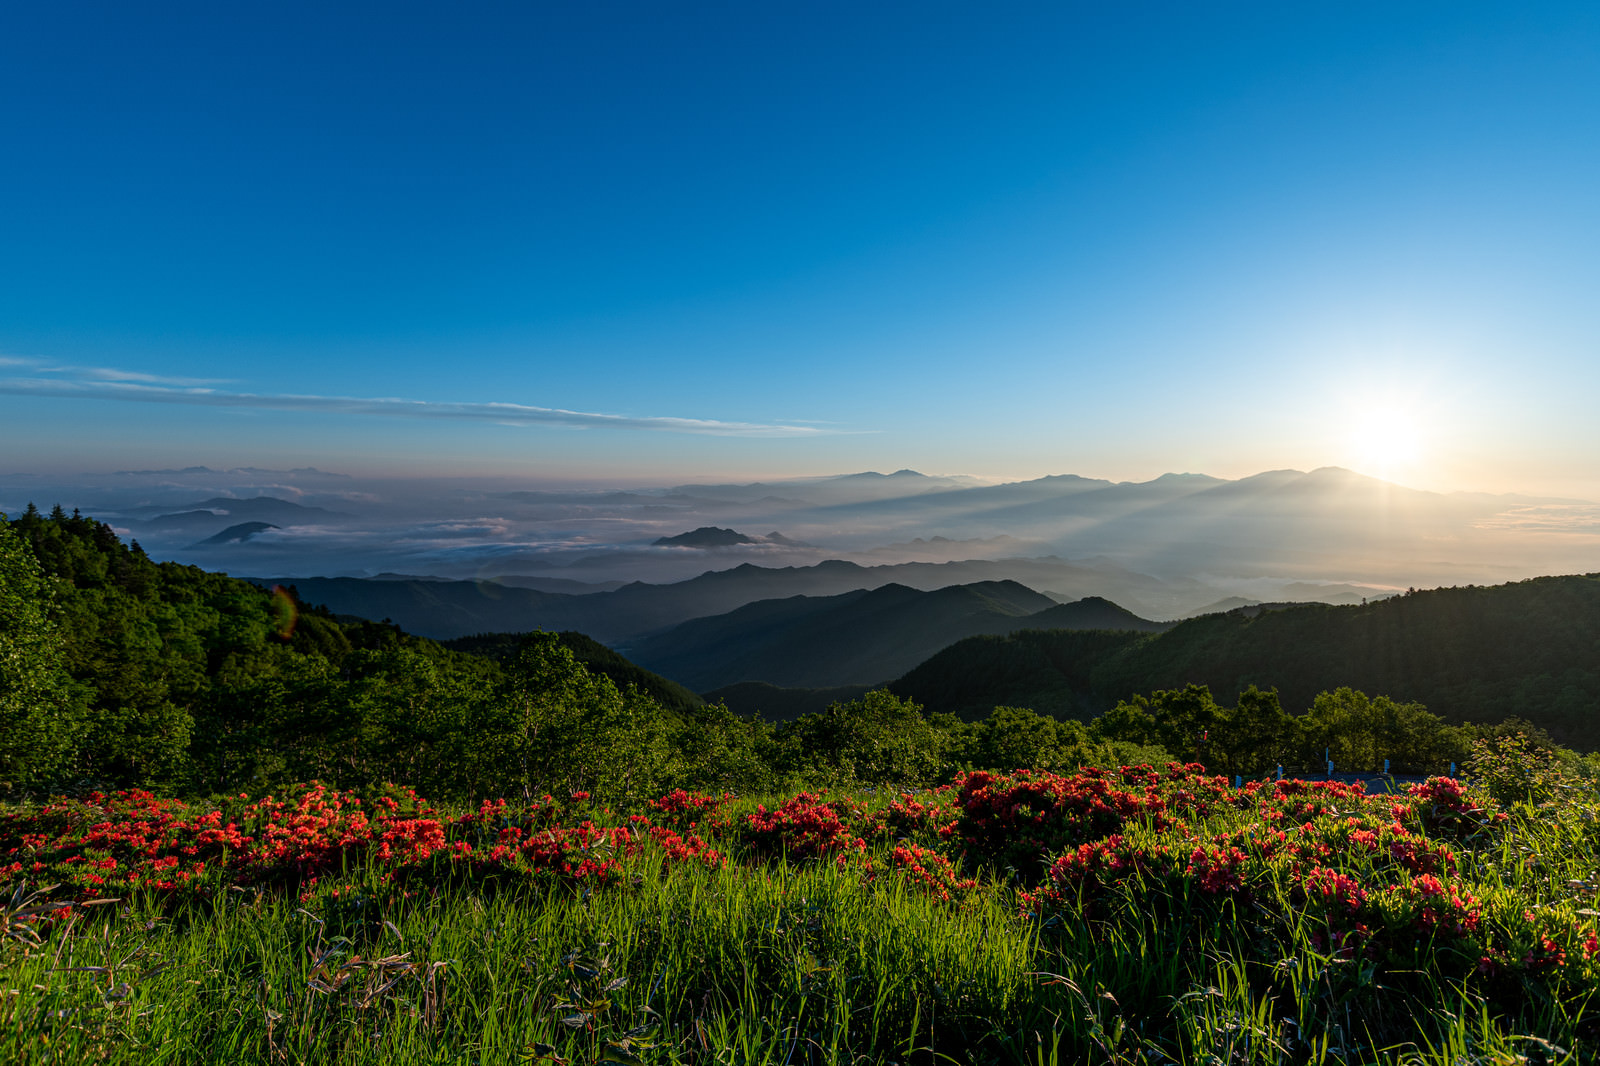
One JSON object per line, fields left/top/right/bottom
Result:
{"left": 0, "top": 515, "right": 84, "bottom": 791}
{"left": 460, "top": 632, "right": 668, "bottom": 803}
{"left": 1297, "top": 687, "right": 1467, "bottom": 775}
{"left": 1210, "top": 686, "right": 1296, "bottom": 776}
{"left": 967, "top": 705, "right": 1072, "bottom": 771}
{"left": 776, "top": 690, "right": 958, "bottom": 785}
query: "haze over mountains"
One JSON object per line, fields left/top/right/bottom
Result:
{"left": 265, "top": 559, "right": 1181, "bottom": 644}
{"left": 621, "top": 583, "right": 1167, "bottom": 692}
{"left": 4, "top": 464, "right": 1596, "bottom": 621}
{"left": 7, "top": 484, "right": 1600, "bottom": 753}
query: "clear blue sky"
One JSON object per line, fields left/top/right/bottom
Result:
{"left": 3, "top": 2, "right": 1598, "bottom": 495}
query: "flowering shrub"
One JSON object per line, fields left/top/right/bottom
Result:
{"left": 888, "top": 844, "right": 975, "bottom": 902}
{"left": 648, "top": 788, "right": 732, "bottom": 833}
{"left": 647, "top": 826, "right": 724, "bottom": 869}
{"left": 1, "top": 784, "right": 644, "bottom": 902}
{"left": 4, "top": 766, "right": 1598, "bottom": 998}
{"left": 1019, "top": 834, "right": 1173, "bottom": 915}
{"left": 952, "top": 767, "right": 1166, "bottom": 876}
{"left": 1393, "top": 776, "right": 1502, "bottom": 839}
{"left": 740, "top": 793, "right": 868, "bottom": 861}
{"left": 868, "top": 791, "right": 957, "bottom": 846}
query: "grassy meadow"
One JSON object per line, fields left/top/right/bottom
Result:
{"left": 5, "top": 738, "right": 1600, "bottom": 1064}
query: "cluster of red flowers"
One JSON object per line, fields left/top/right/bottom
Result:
{"left": 650, "top": 788, "right": 731, "bottom": 828}
{"left": 647, "top": 826, "right": 724, "bottom": 869}
{"left": 1394, "top": 775, "right": 1507, "bottom": 838}
{"left": 951, "top": 767, "right": 1175, "bottom": 874}
{"left": 741, "top": 793, "right": 869, "bottom": 861}
{"left": 888, "top": 843, "right": 975, "bottom": 902}
{"left": 2, "top": 785, "right": 667, "bottom": 902}
{"left": 1004, "top": 769, "right": 1599, "bottom": 984}
{"left": 869, "top": 792, "right": 956, "bottom": 842}
{"left": 1017, "top": 833, "right": 1165, "bottom": 913}
{"left": 6, "top": 765, "right": 1598, "bottom": 987}
{"left": 1185, "top": 844, "right": 1250, "bottom": 895}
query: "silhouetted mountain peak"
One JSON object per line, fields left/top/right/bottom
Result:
{"left": 192, "top": 521, "right": 278, "bottom": 546}
{"left": 654, "top": 527, "right": 760, "bottom": 548}
{"left": 1148, "top": 472, "right": 1228, "bottom": 485}
{"left": 836, "top": 469, "right": 928, "bottom": 481}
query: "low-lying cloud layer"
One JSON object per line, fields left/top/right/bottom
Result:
{"left": 5, "top": 464, "right": 1600, "bottom": 622}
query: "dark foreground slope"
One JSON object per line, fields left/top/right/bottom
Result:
{"left": 894, "top": 574, "right": 1600, "bottom": 744}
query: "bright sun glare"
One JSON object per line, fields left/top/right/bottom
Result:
{"left": 1349, "top": 406, "right": 1426, "bottom": 481}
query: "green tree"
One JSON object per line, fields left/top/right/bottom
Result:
{"left": 966, "top": 705, "right": 1072, "bottom": 771}
{"left": 1297, "top": 687, "right": 1467, "bottom": 775}
{"left": 459, "top": 633, "right": 668, "bottom": 804}
{"left": 1089, "top": 697, "right": 1159, "bottom": 748}
{"left": 0, "top": 515, "right": 84, "bottom": 791}
{"left": 1210, "top": 686, "right": 1296, "bottom": 777}
{"left": 775, "top": 690, "right": 958, "bottom": 786}
{"left": 662, "top": 700, "right": 774, "bottom": 794}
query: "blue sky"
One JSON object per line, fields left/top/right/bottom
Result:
{"left": 3, "top": 2, "right": 1598, "bottom": 495}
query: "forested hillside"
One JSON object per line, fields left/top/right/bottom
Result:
{"left": 268, "top": 555, "right": 1187, "bottom": 643}
{"left": 895, "top": 577, "right": 1600, "bottom": 747}
{"left": 5, "top": 506, "right": 1596, "bottom": 806}
{"left": 624, "top": 580, "right": 1068, "bottom": 690}
{"left": 0, "top": 507, "right": 763, "bottom": 801}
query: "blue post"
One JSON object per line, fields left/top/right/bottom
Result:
{"left": 1450, "top": 762, "right": 1456, "bottom": 776}
{"left": 1235, "top": 775, "right": 1242, "bottom": 788}
{"left": 1277, "top": 765, "right": 1283, "bottom": 781}
{"left": 1327, "top": 759, "right": 1334, "bottom": 777}
{"left": 1384, "top": 758, "right": 1390, "bottom": 775}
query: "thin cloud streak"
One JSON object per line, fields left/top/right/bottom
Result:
{"left": 0, "top": 355, "right": 226, "bottom": 387}
{"left": 0, "top": 368, "right": 836, "bottom": 438}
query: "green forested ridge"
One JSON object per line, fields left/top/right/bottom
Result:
{"left": 0, "top": 507, "right": 766, "bottom": 801}
{"left": 1, "top": 506, "right": 1595, "bottom": 804}
{"left": 895, "top": 576, "right": 1600, "bottom": 747}
{"left": 622, "top": 581, "right": 1162, "bottom": 692}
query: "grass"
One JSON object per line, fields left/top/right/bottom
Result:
{"left": 4, "top": 754, "right": 1599, "bottom": 1063}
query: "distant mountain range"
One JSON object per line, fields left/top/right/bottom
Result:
{"left": 14, "top": 464, "right": 1592, "bottom": 614}
{"left": 621, "top": 582, "right": 1166, "bottom": 691}
{"left": 262, "top": 556, "right": 1192, "bottom": 643}
{"left": 750, "top": 466, "right": 1598, "bottom": 587}
{"left": 132, "top": 496, "right": 349, "bottom": 542}
{"left": 654, "top": 527, "right": 763, "bottom": 548}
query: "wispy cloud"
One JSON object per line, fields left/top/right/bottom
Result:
{"left": 0, "top": 355, "right": 226, "bottom": 387}
{"left": 0, "top": 361, "right": 835, "bottom": 437}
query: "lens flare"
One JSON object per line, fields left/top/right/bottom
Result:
{"left": 270, "top": 585, "right": 299, "bottom": 640}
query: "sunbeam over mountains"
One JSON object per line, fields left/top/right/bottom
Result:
{"left": 8, "top": 466, "right": 1592, "bottom": 613}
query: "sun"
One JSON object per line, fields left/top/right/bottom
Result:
{"left": 1348, "top": 405, "right": 1426, "bottom": 481}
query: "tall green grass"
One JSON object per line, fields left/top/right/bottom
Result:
{"left": 4, "top": 771, "right": 1598, "bottom": 1064}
